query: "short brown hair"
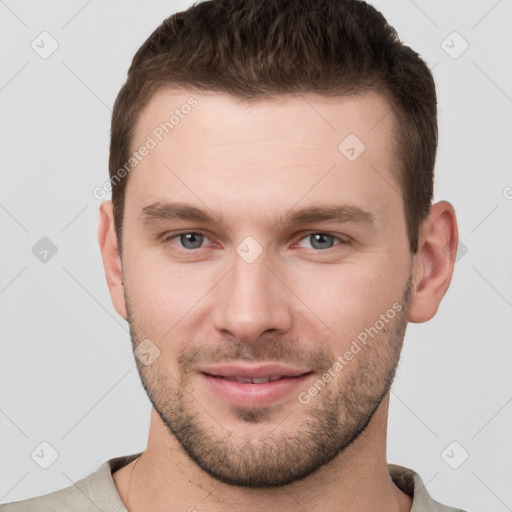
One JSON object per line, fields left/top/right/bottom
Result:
{"left": 109, "top": 0, "right": 437, "bottom": 254}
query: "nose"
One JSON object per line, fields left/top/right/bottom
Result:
{"left": 212, "top": 247, "right": 293, "bottom": 343}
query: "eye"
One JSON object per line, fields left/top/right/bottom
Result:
{"left": 166, "top": 231, "right": 210, "bottom": 250}
{"left": 296, "top": 233, "right": 346, "bottom": 250}
{"left": 162, "top": 231, "right": 346, "bottom": 252}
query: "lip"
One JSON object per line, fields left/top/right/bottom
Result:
{"left": 199, "top": 363, "right": 311, "bottom": 379}
{"left": 199, "top": 364, "right": 314, "bottom": 408}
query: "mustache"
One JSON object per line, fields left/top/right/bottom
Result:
{"left": 177, "top": 337, "right": 335, "bottom": 374}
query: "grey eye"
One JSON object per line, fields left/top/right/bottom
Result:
{"left": 179, "top": 232, "right": 205, "bottom": 249}
{"left": 304, "top": 233, "right": 336, "bottom": 250}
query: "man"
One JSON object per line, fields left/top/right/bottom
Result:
{"left": 1, "top": 0, "right": 467, "bottom": 510}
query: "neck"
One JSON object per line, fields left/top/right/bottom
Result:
{"left": 114, "top": 396, "right": 412, "bottom": 512}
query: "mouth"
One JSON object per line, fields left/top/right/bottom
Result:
{"left": 204, "top": 374, "right": 296, "bottom": 383}
{"left": 200, "top": 362, "right": 311, "bottom": 380}
{"left": 199, "top": 364, "right": 314, "bottom": 408}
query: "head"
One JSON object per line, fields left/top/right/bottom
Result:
{"left": 99, "top": 0, "right": 458, "bottom": 489}
{"left": 109, "top": 0, "right": 438, "bottom": 256}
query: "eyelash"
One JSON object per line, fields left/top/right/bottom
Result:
{"left": 161, "top": 230, "right": 348, "bottom": 252}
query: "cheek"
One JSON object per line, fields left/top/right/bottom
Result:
{"left": 288, "top": 258, "right": 403, "bottom": 341}
{"left": 123, "top": 249, "right": 215, "bottom": 338}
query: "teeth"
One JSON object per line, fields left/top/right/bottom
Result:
{"left": 251, "top": 377, "right": 272, "bottom": 383}
{"left": 223, "top": 375, "right": 284, "bottom": 383}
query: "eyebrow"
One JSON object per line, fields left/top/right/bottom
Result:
{"left": 139, "top": 201, "right": 376, "bottom": 230}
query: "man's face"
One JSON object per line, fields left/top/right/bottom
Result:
{"left": 119, "top": 89, "right": 413, "bottom": 487}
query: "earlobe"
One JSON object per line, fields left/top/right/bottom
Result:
{"left": 408, "top": 201, "right": 459, "bottom": 323}
{"left": 98, "top": 200, "right": 127, "bottom": 320}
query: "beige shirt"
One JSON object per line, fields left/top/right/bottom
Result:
{"left": 0, "top": 453, "right": 468, "bottom": 511}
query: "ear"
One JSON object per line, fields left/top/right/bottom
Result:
{"left": 408, "top": 200, "right": 459, "bottom": 323}
{"left": 98, "top": 200, "right": 127, "bottom": 320}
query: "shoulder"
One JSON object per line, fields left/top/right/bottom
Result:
{"left": 0, "top": 453, "right": 141, "bottom": 512}
{"left": 388, "top": 463, "right": 470, "bottom": 512}
{"left": 0, "top": 483, "right": 95, "bottom": 512}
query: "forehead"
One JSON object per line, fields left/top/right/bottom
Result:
{"left": 133, "top": 88, "right": 396, "bottom": 152}
{"left": 126, "top": 88, "right": 401, "bottom": 232}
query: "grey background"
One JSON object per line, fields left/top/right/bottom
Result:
{"left": 1, "top": 1, "right": 511, "bottom": 510}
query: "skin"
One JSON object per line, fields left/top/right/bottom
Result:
{"left": 98, "top": 89, "right": 458, "bottom": 512}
